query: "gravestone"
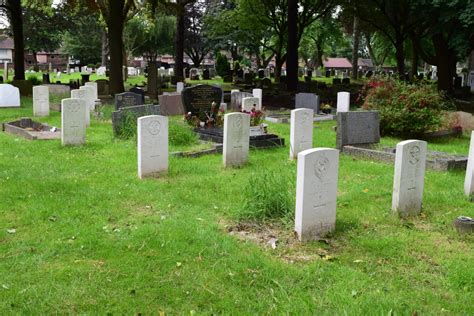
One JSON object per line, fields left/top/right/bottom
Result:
{"left": 96, "top": 79, "right": 109, "bottom": 96}
{"left": 130, "top": 87, "right": 146, "bottom": 103}
{"left": 190, "top": 68, "right": 199, "bottom": 80}
{"left": 159, "top": 94, "right": 185, "bottom": 116}
{"left": 290, "top": 109, "right": 314, "bottom": 160}
{"left": 79, "top": 85, "right": 95, "bottom": 112}
{"left": 0, "top": 76, "right": 3, "bottom": 83}
{"left": 96, "top": 66, "right": 106, "bottom": 76}
{"left": 342, "top": 78, "right": 350, "bottom": 84}
{"left": 332, "top": 78, "right": 342, "bottom": 85}
{"left": 44, "top": 84, "right": 70, "bottom": 96}
{"left": 177, "top": 82, "right": 184, "bottom": 93}
{"left": 464, "top": 131, "right": 474, "bottom": 197}
{"left": 252, "top": 88, "right": 263, "bottom": 110}
{"left": 112, "top": 104, "right": 161, "bottom": 137}
{"left": 325, "top": 70, "right": 330, "bottom": 77}
{"left": 392, "top": 140, "right": 427, "bottom": 217}
{"left": 0, "top": 84, "right": 20, "bottom": 107}
{"left": 181, "top": 84, "right": 223, "bottom": 115}
{"left": 241, "top": 97, "right": 259, "bottom": 112}
{"left": 258, "top": 69, "right": 265, "bottom": 79}
{"left": 71, "top": 89, "right": 90, "bottom": 126}
{"left": 244, "top": 72, "right": 254, "bottom": 84}
{"left": 61, "top": 98, "right": 86, "bottom": 146}
{"left": 42, "top": 73, "right": 50, "bottom": 84}
{"left": 203, "top": 69, "right": 210, "bottom": 80}
{"left": 295, "top": 148, "right": 339, "bottom": 242}
{"left": 336, "top": 111, "right": 380, "bottom": 150}
{"left": 223, "top": 112, "right": 250, "bottom": 168}
{"left": 33, "top": 86, "right": 49, "bottom": 117}
{"left": 337, "top": 92, "right": 350, "bottom": 112}
{"left": 85, "top": 82, "right": 99, "bottom": 100}
{"left": 261, "top": 78, "right": 272, "bottom": 88}
{"left": 295, "top": 93, "right": 320, "bottom": 113}
{"left": 11, "top": 80, "right": 33, "bottom": 96}
{"left": 115, "top": 92, "right": 143, "bottom": 110}
{"left": 231, "top": 91, "right": 252, "bottom": 110}
{"left": 138, "top": 115, "right": 168, "bottom": 178}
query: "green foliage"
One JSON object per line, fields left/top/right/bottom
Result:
{"left": 215, "top": 53, "right": 231, "bottom": 77}
{"left": 362, "top": 77, "right": 454, "bottom": 137}
{"left": 26, "top": 75, "right": 41, "bottom": 86}
{"left": 237, "top": 169, "right": 294, "bottom": 223}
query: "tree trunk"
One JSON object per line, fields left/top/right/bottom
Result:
{"left": 174, "top": 6, "right": 185, "bottom": 81}
{"left": 395, "top": 34, "right": 405, "bottom": 78}
{"left": 8, "top": 0, "right": 25, "bottom": 80}
{"left": 122, "top": 46, "right": 128, "bottom": 81}
{"left": 101, "top": 29, "right": 108, "bottom": 67}
{"left": 286, "top": 0, "right": 298, "bottom": 91}
{"left": 411, "top": 40, "right": 418, "bottom": 80}
{"left": 351, "top": 16, "right": 360, "bottom": 80}
{"left": 107, "top": 0, "right": 125, "bottom": 94}
{"left": 274, "top": 54, "right": 284, "bottom": 83}
{"left": 433, "top": 34, "right": 455, "bottom": 95}
{"left": 147, "top": 59, "right": 158, "bottom": 99}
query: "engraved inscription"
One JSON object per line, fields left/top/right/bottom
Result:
{"left": 314, "top": 155, "right": 330, "bottom": 180}
{"left": 148, "top": 120, "right": 161, "bottom": 135}
{"left": 409, "top": 145, "right": 420, "bottom": 165}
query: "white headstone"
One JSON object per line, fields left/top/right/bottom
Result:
{"left": 0, "top": 84, "right": 20, "bottom": 107}
{"left": 290, "top": 109, "right": 314, "bottom": 160}
{"left": 223, "top": 112, "right": 250, "bottom": 168}
{"left": 79, "top": 85, "right": 95, "bottom": 111}
{"left": 61, "top": 98, "right": 86, "bottom": 146}
{"left": 138, "top": 115, "right": 168, "bottom": 178}
{"left": 96, "top": 66, "right": 106, "bottom": 76}
{"left": 85, "top": 82, "right": 98, "bottom": 100}
{"left": 33, "top": 86, "right": 49, "bottom": 117}
{"left": 177, "top": 82, "right": 184, "bottom": 93}
{"left": 71, "top": 89, "right": 90, "bottom": 126}
{"left": 241, "top": 97, "right": 259, "bottom": 112}
{"left": 3, "top": 61, "right": 8, "bottom": 80}
{"left": 337, "top": 92, "right": 350, "bottom": 112}
{"left": 464, "top": 131, "right": 474, "bottom": 196}
{"left": 295, "top": 148, "right": 339, "bottom": 242}
{"left": 252, "top": 88, "right": 263, "bottom": 110}
{"left": 392, "top": 140, "right": 427, "bottom": 217}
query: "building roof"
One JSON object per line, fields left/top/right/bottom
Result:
{"left": 358, "top": 58, "right": 374, "bottom": 68}
{"left": 0, "top": 37, "right": 14, "bottom": 50}
{"left": 323, "top": 57, "right": 352, "bottom": 69}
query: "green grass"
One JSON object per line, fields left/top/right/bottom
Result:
{"left": 0, "top": 98, "right": 473, "bottom": 313}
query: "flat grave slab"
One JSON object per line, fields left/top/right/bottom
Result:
{"left": 194, "top": 127, "right": 284, "bottom": 148}
{"left": 265, "top": 113, "right": 334, "bottom": 124}
{"left": 2, "top": 118, "right": 60, "bottom": 140}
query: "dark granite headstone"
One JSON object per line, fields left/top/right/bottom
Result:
{"left": 258, "top": 69, "right": 265, "bottom": 79}
{"left": 203, "top": 69, "right": 210, "bottom": 80}
{"left": 237, "top": 69, "right": 244, "bottom": 79}
{"left": 342, "top": 78, "right": 350, "bottom": 84}
{"left": 81, "top": 74, "right": 90, "bottom": 85}
{"left": 129, "top": 87, "right": 145, "bottom": 103}
{"left": 181, "top": 84, "right": 223, "bottom": 114}
{"left": 96, "top": 79, "right": 109, "bottom": 96}
{"left": 325, "top": 70, "right": 331, "bottom": 78}
{"left": 333, "top": 78, "right": 342, "bottom": 85}
{"left": 307, "top": 70, "right": 312, "bottom": 78}
{"left": 262, "top": 78, "right": 272, "bottom": 88}
{"left": 115, "top": 92, "right": 143, "bottom": 110}
{"left": 336, "top": 111, "right": 380, "bottom": 150}
{"left": 0, "top": 76, "right": 3, "bottom": 83}
{"left": 112, "top": 104, "right": 161, "bottom": 136}
{"left": 42, "top": 73, "right": 50, "bottom": 84}
{"left": 184, "top": 67, "right": 190, "bottom": 78}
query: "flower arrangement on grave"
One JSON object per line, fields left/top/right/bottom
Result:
{"left": 241, "top": 105, "right": 264, "bottom": 127}
{"left": 321, "top": 103, "right": 332, "bottom": 114}
{"left": 184, "top": 101, "right": 224, "bottom": 128}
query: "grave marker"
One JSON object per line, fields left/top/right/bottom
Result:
{"left": 295, "top": 148, "right": 339, "bottom": 242}
{"left": 336, "top": 111, "right": 380, "bottom": 150}
{"left": 115, "top": 92, "right": 143, "bottom": 110}
{"left": 138, "top": 115, "right": 168, "bottom": 178}
{"left": 241, "top": 97, "right": 259, "bottom": 112}
{"left": 71, "top": 89, "right": 90, "bottom": 126}
{"left": 464, "top": 131, "right": 474, "bottom": 197}
{"left": 61, "top": 98, "right": 86, "bottom": 145}
{"left": 295, "top": 93, "right": 319, "bottom": 113}
{"left": 337, "top": 92, "right": 350, "bottom": 112}
{"left": 223, "top": 112, "right": 250, "bottom": 168}
{"left": 252, "top": 88, "right": 262, "bottom": 110}
{"left": 79, "top": 85, "right": 95, "bottom": 111}
{"left": 85, "top": 82, "right": 98, "bottom": 100}
{"left": 33, "top": 86, "right": 49, "bottom": 117}
{"left": 290, "top": 109, "right": 314, "bottom": 159}
{"left": 0, "top": 84, "right": 20, "bottom": 107}
{"left": 181, "top": 84, "right": 222, "bottom": 115}
{"left": 392, "top": 140, "right": 427, "bottom": 217}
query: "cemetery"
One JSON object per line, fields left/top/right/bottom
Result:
{"left": 0, "top": 0, "right": 473, "bottom": 314}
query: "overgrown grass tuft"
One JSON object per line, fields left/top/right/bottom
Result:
{"left": 236, "top": 168, "right": 295, "bottom": 223}
{"left": 169, "top": 119, "right": 198, "bottom": 146}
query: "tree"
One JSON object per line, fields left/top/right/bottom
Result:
{"left": 125, "top": 13, "right": 175, "bottom": 98}
{"left": 351, "top": 15, "right": 360, "bottom": 79}
{"left": 286, "top": 0, "right": 298, "bottom": 90}
{"left": 23, "top": 4, "right": 66, "bottom": 70}
{"left": 184, "top": 0, "right": 211, "bottom": 67}
{"left": 94, "top": 0, "right": 137, "bottom": 94}
{"left": 0, "top": 0, "right": 25, "bottom": 79}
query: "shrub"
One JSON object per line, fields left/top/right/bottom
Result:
{"left": 237, "top": 170, "right": 295, "bottom": 223}
{"left": 215, "top": 53, "right": 230, "bottom": 77}
{"left": 27, "top": 75, "right": 41, "bottom": 86}
{"left": 361, "top": 77, "right": 454, "bottom": 137}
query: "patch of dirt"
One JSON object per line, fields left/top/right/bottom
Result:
{"left": 223, "top": 220, "right": 335, "bottom": 264}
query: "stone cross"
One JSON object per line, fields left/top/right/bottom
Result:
{"left": 290, "top": 109, "right": 314, "bottom": 160}
{"left": 295, "top": 148, "right": 339, "bottom": 242}
{"left": 223, "top": 112, "right": 250, "bottom": 168}
{"left": 137, "top": 115, "right": 168, "bottom": 178}
{"left": 33, "top": 86, "right": 49, "bottom": 117}
{"left": 71, "top": 89, "right": 90, "bottom": 126}
{"left": 392, "top": 140, "right": 427, "bottom": 217}
{"left": 252, "top": 88, "right": 262, "bottom": 110}
{"left": 241, "top": 97, "right": 259, "bottom": 112}
{"left": 61, "top": 98, "right": 86, "bottom": 146}
{"left": 337, "top": 92, "right": 350, "bottom": 112}
{"left": 464, "top": 131, "right": 474, "bottom": 197}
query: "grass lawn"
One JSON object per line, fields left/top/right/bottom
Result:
{"left": 0, "top": 97, "right": 473, "bottom": 314}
